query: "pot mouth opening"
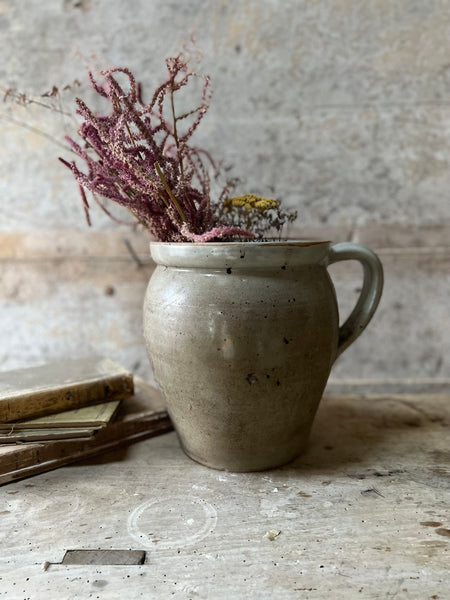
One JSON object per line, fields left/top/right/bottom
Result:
{"left": 150, "top": 238, "right": 330, "bottom": 247}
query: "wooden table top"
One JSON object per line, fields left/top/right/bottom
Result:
{"left": 1, "top": 388, "right": 449, "bottom": 599}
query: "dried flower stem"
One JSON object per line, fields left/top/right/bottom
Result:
{"left": 170, "top": 86, "right": 184, "bottom": 181}
{"left": 154, "top": 161, "right": 187, "bottom": 223}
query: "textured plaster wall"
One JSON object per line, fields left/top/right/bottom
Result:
{"left": 2, "top": 0, "right": 450, "bottom": 230}
{"left": 0, "top": 0, "right": 449, "bottom": 381}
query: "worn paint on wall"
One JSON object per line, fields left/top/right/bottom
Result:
{"left": 0, "top": 0, "right": 449, "bottom": 378}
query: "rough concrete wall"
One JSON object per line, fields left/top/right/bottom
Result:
{"left": 0, "top": 0, "right": 449, "bottom": 382}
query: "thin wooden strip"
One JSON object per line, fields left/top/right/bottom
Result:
{"left": 1, "top": 225, "right": 449, "bottom": 260}
{"left": 0, "top": 231, "right": 152, "bottom": 260}
{"left": 374, "top": 246, "right": 450, "bottom": 255}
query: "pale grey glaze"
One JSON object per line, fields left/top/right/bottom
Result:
{"left": 143, "top": 241, "right": 383, "bottom": 471}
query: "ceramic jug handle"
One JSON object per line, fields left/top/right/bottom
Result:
{"left": 326, "top": 242, "right": 384, "bottom": 357}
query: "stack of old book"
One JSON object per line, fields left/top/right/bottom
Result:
{"left": 0, "top": 357, "right": 172, "bottom": 485}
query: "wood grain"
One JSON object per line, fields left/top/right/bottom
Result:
{"left": 1, "top": 387, "right": 448, "bottom": 599}
{"left": 1, "top": 230, "right": 449, "bottom": 383}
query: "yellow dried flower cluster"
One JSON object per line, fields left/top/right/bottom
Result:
{"left": 224, "top": 194, "right": 279, "bottom": 213}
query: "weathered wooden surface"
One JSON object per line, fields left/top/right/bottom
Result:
{"left": 0, "top": 389, "right": 448, "bottom": 599}
{"left": 0, "top": 2, "right": 449, "bottom": 591}
{"left": 0, "top": 226, "right": 449, "bottom": 384}
{"left": 1, "top": 0, "right": 450, "bottom": 386}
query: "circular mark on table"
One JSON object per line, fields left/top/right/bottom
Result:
{"left": 127, "top": 495, "right": 217, "bottom": 549}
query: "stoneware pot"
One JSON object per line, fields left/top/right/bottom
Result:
{"left": 143, "top": 240, "right": 383, "bottom": 472}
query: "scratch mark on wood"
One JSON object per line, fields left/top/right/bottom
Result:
{"left": 361, "top": 488, "right": 385, "bottom": 498}
{"left": 435, "top": 528, "right": 450, "bottom": 537}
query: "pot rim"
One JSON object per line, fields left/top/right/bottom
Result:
{"left": 149, "top": 238, "right": 331, "bottom": 247}
{"left": 149, "top": 238, "right": 333, "bottom": 268}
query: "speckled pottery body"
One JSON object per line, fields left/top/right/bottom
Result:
{"left": 143, "top": 241, "right": 383, "bottom": 472}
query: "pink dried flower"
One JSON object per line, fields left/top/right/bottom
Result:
{"left": 180, "top": 224, "right": 255, "bottom": 242}
{"left": 60, "top": 51, "right": 254, "bottom": 242}
{"left": 60, "top": 48, "right": 297, "bottom": 241}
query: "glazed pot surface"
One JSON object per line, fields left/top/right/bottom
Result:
{"left": 143, "top": 241, "right": 383, "bottom": 471}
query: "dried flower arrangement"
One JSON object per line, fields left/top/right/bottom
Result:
{"left": 59, "top": 49, "right": 297, "bottom": 242}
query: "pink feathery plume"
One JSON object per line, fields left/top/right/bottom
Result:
{"left": 181, "top": 225, "right": 255, "bottom": 242}
{"left": 60, "top": 51, "right": 255, "bottom": 242}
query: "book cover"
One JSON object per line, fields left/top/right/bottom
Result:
{"left": 0, "top": 400, "right": 121, "bottom": 442}
{"left": 0, "top": 357, "right": 134, "bottom": 422}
